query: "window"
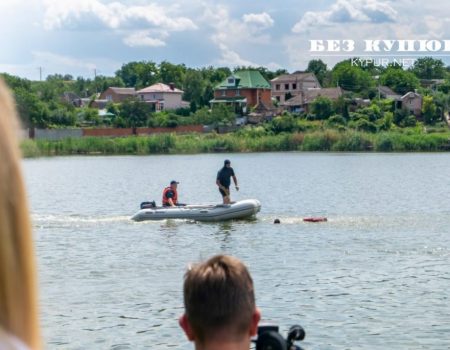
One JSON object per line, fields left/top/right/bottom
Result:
{"left": 106, "top": 95, "right": 112, "bottom": 101}
{"left": 228, "top": 78, "right": 235, "bottom": 84}
{"left": 275, "top": 96, "right": 280, "bottom": 102}
{"left": 292, "top": 83, "right": 297, "bottom": 90}
{"left": 275, "top": 84, "right": 280, "bottom": 91}
{"left": 285, "top": 83, "right": 289, "bottom": 90}
{"left": 221, "top": 90, "right": 226, "bottom": 97}
{"left": 236, "top": 89, "right": 240, "bottom": 96}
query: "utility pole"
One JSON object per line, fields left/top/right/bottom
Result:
{"left": 37, "top": 66, "right": 43, "bottom": 81}
{"left": 93, "top": 68, "right": 99, "bottom": 93}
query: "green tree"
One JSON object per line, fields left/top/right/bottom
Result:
{"left": 306, "top": 59, "right": 328, "bottom": 85}
{"left": 311, "top": 96, "right": 333, "bottom": 120}
{"left": 333, "top": 96, "right": 350, "bottom": 119}
{"left": 159, "top": 61, "right": 186, "bottom": 87}
{"left": 192, "top": 107, "right": 214, "bottom": 125}
{"left": 271, "top": 113, "right": 296, "bottom": 133}
{"left": 331, "top": 60, "right": 374, "bottom": 92}
{"left": 183, "top": 69, "right": 205, "bottom": 107}
{"left": 119, "top": 98, "right": 151, "bottom": 127}
{"left": 411, "top": 57, "right": 446, "bottom": 79}
{"left": 115, "top": 61, "right": 159, "bottom": 88}
{"left": 211, "top": 104, "right": 235, "bottom": 126}
{"left": 202, "top": 66, "right": 231, "bottom": 84}
{"left": 422, "top": 95, "right": 439, "bottom": 124}
{"left": 380, "top": 67, "right": 420, "bottom": 95}
{"left": 14, "top": 88, "right": 50, "bottom": 127}
{"left": 93, "top": 75, "right": 125, "bottom": 93}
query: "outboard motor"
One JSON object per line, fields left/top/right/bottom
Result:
{"left": 140, "top": 201, "right": 156, "bottom": 209}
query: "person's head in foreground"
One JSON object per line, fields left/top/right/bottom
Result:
{"left": 0, "top": 78, "right": 41, "bottom": 349}
{"left": 179, "top": 255, "right": 261, "bottom": 350}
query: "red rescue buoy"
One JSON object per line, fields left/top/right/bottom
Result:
{"left": 303, "top": 217, "right": 327, "bottom": 223}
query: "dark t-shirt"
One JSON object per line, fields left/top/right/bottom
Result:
{"left": 217, "top": 167, "right": 235, "bottom": 187}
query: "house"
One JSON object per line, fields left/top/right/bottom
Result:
{"left": 271, "top": 72, "right": 321, "bottom": 104}
{"left": 90, "top": 99, "right": 109, "bottom": 109}
{"left": 211, "top": 70, "right": 273, "bottom": 115}
{"left": 378, "top": 86, "right": 401, "bottom": 100}
{"left": 137, "top": 83, "right": 188, "bottom": 111}
{"left": 420, "top": 79, "right": 445, "bottom": 89}
{"left": 247, "top": 100, "right": 279, "bottom": 124}
{"left": 61, "top": 92, "right": 82, "bottom": 107}
{"left": 399, "top": 91, "right": 422, "bottom": 116}
{"left": 284, "top": 87, "right": 343, "bottom": 113}
{"left": 99, "top": 87, "right": 136, "bottom": 103}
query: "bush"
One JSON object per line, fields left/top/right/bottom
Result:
{"left": 301, "top": 130, "right": 339, "bottom": 151}
{"left": 357, "top": 119, "right": 378, "bottom": 133}
{"left": 271, "top": 114, "right": 296, "bottom": 133}
{"left": 310, "top": 96, "right": 333, "bottom": 120}
{"left": 375, "top": 134, "right": 394, "bottom": 151}
{"left": 326, "top": 114, "right": 347, "bottom": 127}
{"left": 332, "top": 132, "right": 372, "bottom": 151}
{"left": 393, "top": 109, "right": 416, "bottom": 127}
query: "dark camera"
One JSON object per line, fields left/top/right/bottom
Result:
{"left": 253, "top": 323, "right": 305, "bottom": 350}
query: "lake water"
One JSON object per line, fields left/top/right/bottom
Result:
{"left": 23, "top": 153, "right": 450, "bottom": 349}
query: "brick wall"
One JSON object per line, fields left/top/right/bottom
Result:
{"left": 137, "top": 125, "right": 203, "bottom": 135}
{"left": 214, "top": 88, "right": 272, "bottom": 107}
{"left": 82, "top": 128, "right": 133, "bottom": 137}
{"left": 82, "top": 125, "right": 203, "bottom": 137}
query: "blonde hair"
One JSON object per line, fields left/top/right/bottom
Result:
{"left": 0, "top": 78, "right": 41, "bottom": 349}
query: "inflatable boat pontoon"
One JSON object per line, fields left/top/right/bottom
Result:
{"left": 131, "top": 199, "right": 261, "bottom": 222}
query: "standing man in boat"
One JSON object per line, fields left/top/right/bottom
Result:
{"left": 162, "top": 180, "right": 179, "bottom": 207}
{"left": 216, "top": 159, "right": 239, "bottom": 204}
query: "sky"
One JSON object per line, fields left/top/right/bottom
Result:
{"left": 1, "top": 0, "right": 450, "bottom": 80}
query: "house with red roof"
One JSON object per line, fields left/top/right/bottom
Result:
{"left": 137, "top": 83, "right": 188, "bottom": 111}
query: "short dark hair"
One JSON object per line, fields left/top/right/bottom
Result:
{"left": 183, "top": 255, "right": 255, "bottom": 342}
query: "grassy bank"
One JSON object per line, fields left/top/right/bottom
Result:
{"left": 20, "top": 130, "right": 450, "bottom": 158}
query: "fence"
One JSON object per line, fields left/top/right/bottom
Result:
{"left": 26, "top": 125, "right": 205, "bottom": 140}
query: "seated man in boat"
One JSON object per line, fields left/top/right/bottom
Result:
{"left": 162, "top": 180, "right": 180, "bottom": 207}
{"left": 216, "top": 159, "right": 239, "bottom": 204}
{"left": 179, "top": 255, "right": 261, "bottom": 350}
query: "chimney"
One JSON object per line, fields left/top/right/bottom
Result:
{"left": 169, "top": 82, "right": 175, "bottom": 91}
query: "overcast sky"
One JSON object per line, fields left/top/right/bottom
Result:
{"left": 1, "top": 0, "right": 449, "bottom": 80}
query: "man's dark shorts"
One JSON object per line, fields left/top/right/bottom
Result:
{"left": 219, "top": 187, "right": 230, "bottom": 197}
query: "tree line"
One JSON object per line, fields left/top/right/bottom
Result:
{"left": 1, "top": 57, "right": 450, "bottom": 129}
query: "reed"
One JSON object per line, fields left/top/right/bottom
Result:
{"left": 20, "top": 130, "right": 450, "bottom": 158}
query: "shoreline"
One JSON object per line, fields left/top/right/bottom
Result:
{"left": 20, "top": 130, "right": 450, "bottom": 158}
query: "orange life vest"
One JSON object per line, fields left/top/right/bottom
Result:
{"left": 162, "top": 186, "right": 178, "bottom": 206}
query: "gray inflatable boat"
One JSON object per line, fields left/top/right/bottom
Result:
{"left": 131, "top": 199, "right": 261, "bottom": 222}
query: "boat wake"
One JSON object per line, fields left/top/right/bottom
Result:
{"left": 31, "top": 213, "right": 131, "bottom": 228}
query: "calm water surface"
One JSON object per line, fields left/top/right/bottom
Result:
{"left": 23, "top": 153, "right": 450, "bottom": 349}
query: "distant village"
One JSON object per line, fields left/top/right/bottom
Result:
{"left": 3, "top": 58, "right": 450, "bottom": 140}
{"left": 67, "top": 70, "right": 426, "bottom": 124}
